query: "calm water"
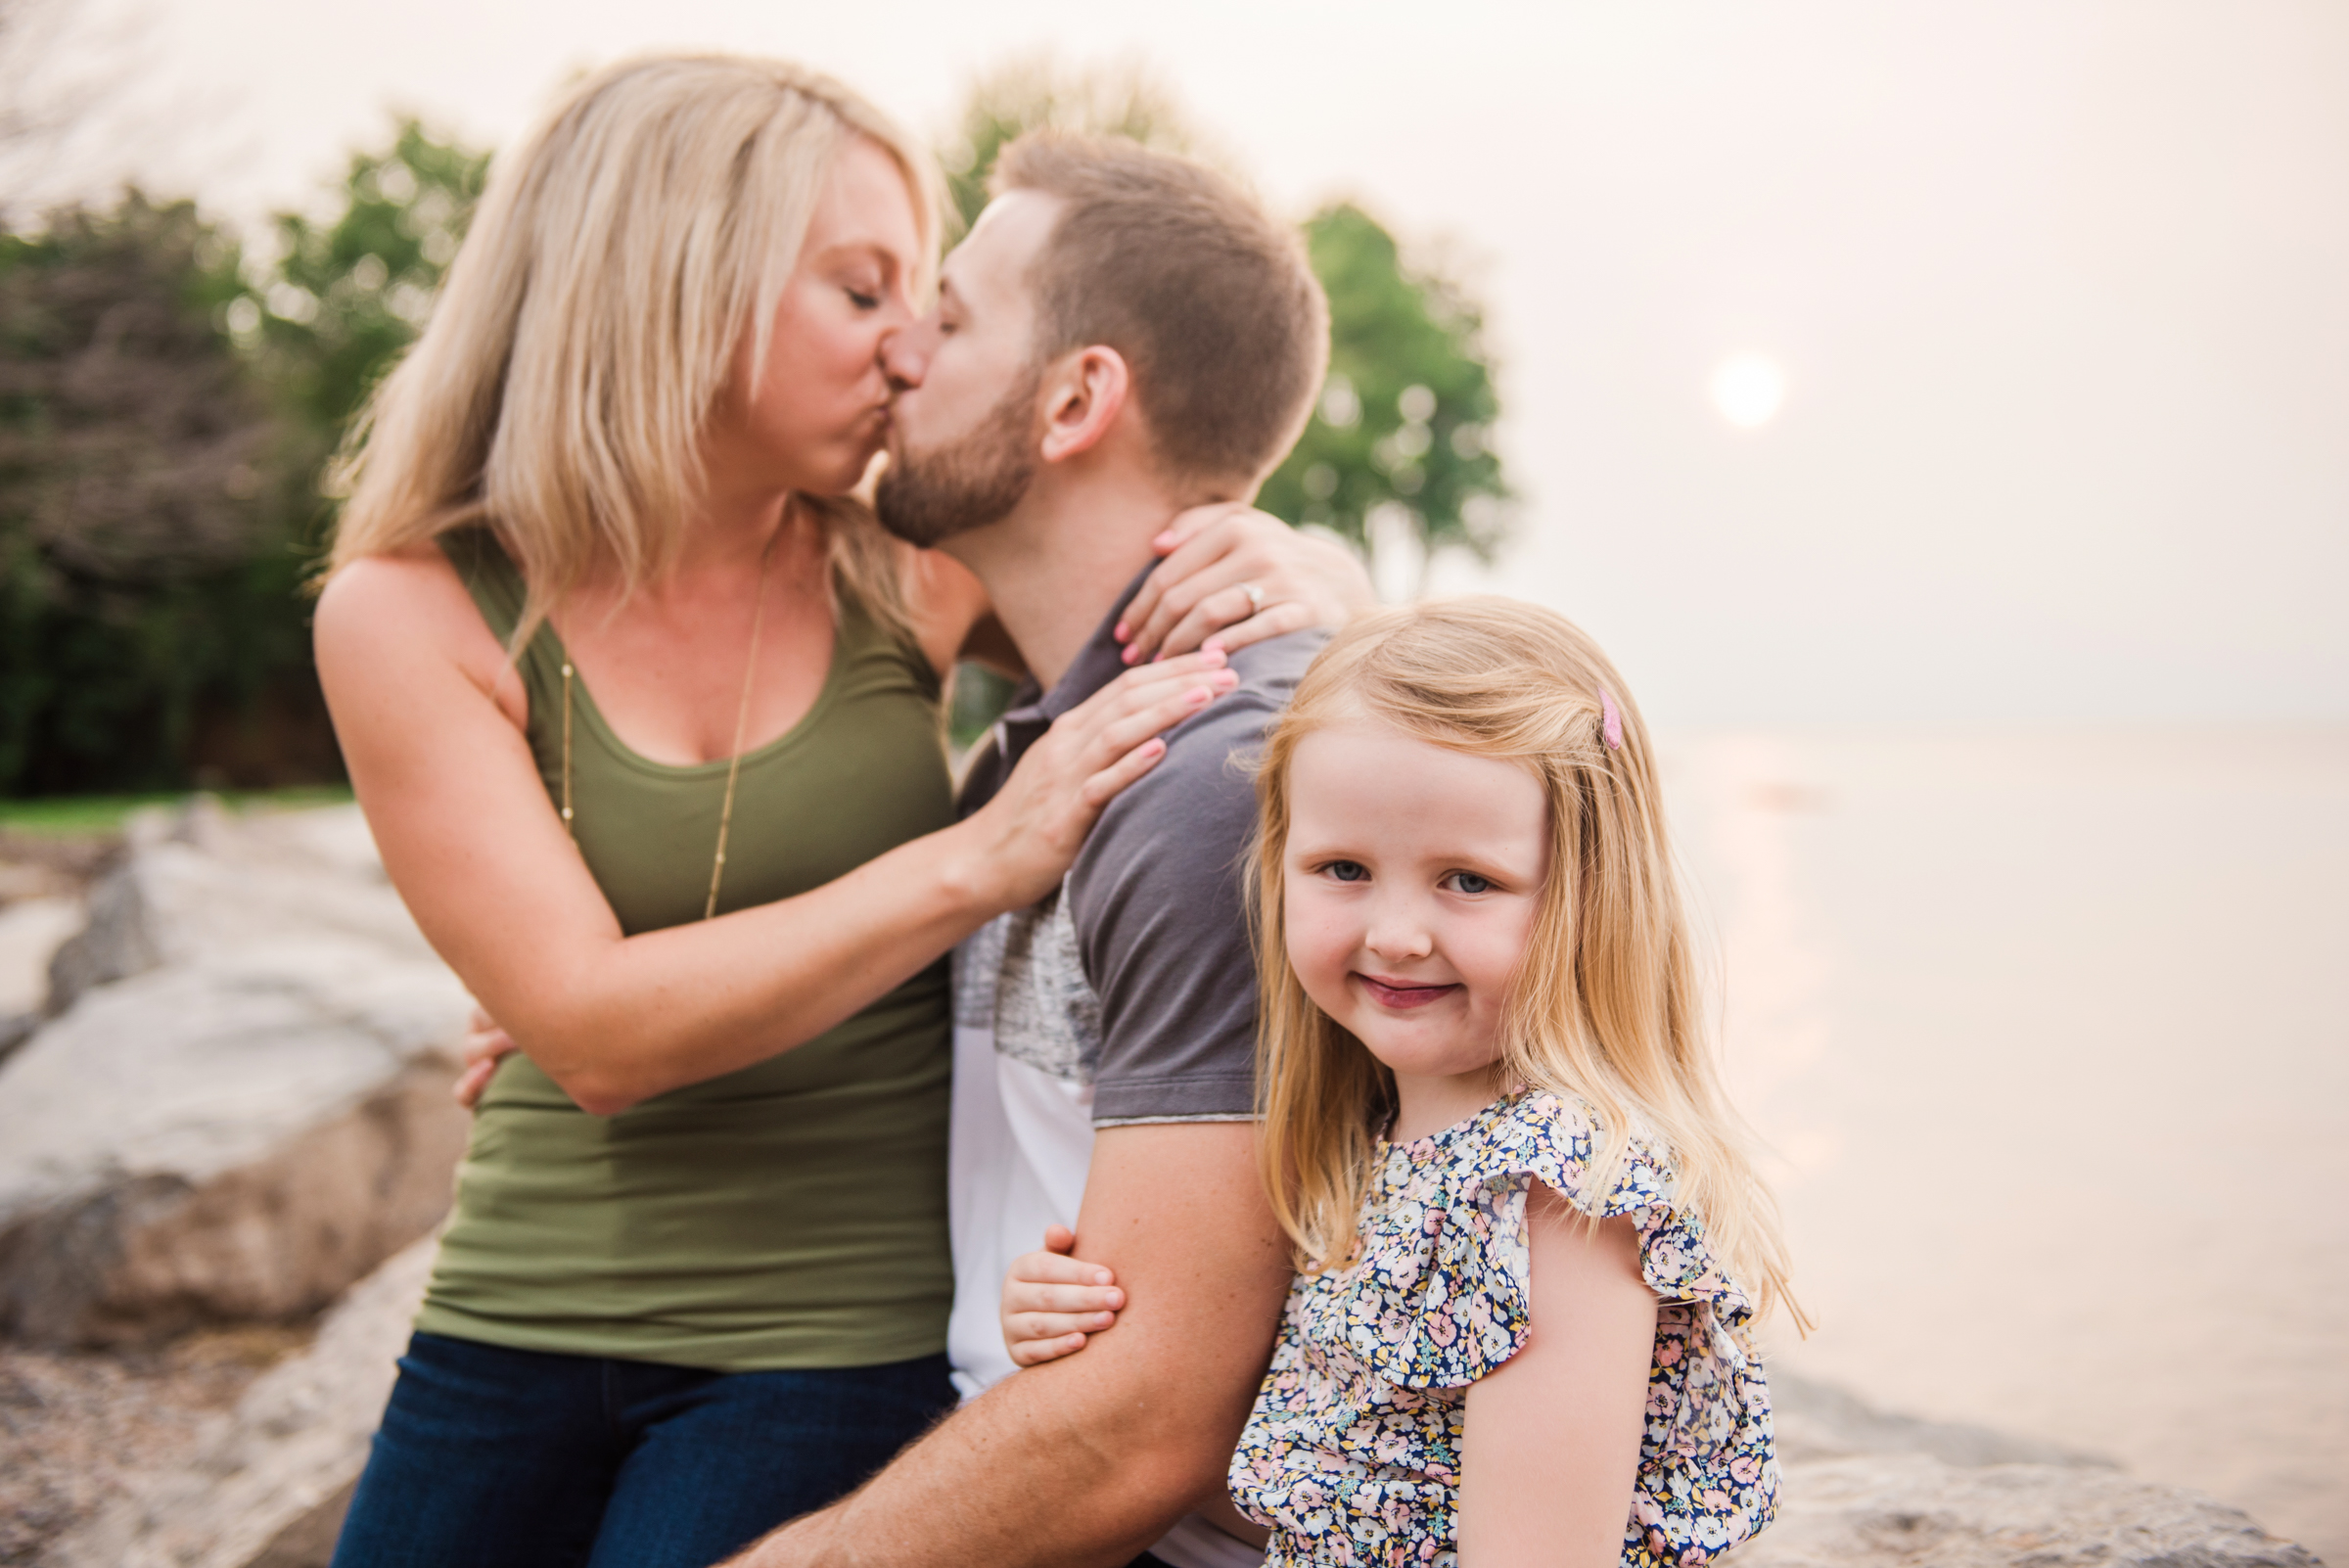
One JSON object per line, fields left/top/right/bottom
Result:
{"left": 1662, "top": 728, "right": 2348, "bottom": 1561}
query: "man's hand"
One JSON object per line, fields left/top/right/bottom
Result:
{"left": 722, "top": 1124, "right": 1291, "bottom": 1568}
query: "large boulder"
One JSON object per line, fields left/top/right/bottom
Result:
{"left": 0, "top": 801, "right": 472, "bottom": 1346}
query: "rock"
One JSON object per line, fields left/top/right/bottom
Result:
{"left": 1732, "top": 1373, "right": 2326, "bottom": 1567}
{"left": 0, "top": 827, "right": 113, "bottom": 906}
{"left": 1731, "top": 1453, "right": 2324, "bottom": 1568}
{"left": 0, "top": 895, "right": 84, "bottom": 1068}
{"left": 0, "top": 895, "right": 84, "bottom": 1013}
{"left": 45, "top": 1235, "right": 434, "bottom": 1568}
{"left": 0, "top": 1006, "right": 35, "bottom": 1068}
{"left": 1772, "top": 1370, "right": 2116, "bottom": 1468}
{"left": 44, "top": 858, "right": 161, "bottom": 1015}
{"left": 0, "top": 802, "right": 472, "bottom": 1346}
{"left": 0, "top": 1320, "right": 313, "bottom": 1564}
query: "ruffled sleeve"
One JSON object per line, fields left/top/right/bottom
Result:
{"left": 1336, "top": 1094, "right": 1703, "bottom": 1386}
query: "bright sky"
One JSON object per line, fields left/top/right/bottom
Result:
{"left": 107, "top": 0, "right": 2349, "bottom": 725}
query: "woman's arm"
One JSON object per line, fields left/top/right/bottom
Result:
{"left": 1457, "top": 1189, "right": 1659, "bottom": 1568}
{"left": 317, "top": 549, "right": 1233, "bottom": 1117}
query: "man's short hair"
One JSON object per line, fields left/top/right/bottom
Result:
{"left": 990, "top": 132, "right": 1330, "bottom": 495}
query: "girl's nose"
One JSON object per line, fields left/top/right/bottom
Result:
{"left": 1362, "top": 903, "right": 1434, "bottom": 963}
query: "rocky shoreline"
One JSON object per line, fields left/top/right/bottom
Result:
{"left": 0, "top": 802, "right": 2326, "bottom": 1568}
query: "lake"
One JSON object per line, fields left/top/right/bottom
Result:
{"left": 1663, "top": 727, "right": 2348, "bottom": 1562}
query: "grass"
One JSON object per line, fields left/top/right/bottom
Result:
{"left": 0, "top": 785, "right": 354, "bottom": 838}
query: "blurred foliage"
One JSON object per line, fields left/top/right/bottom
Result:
{"left": 1257, "top": 204, "right": 1508, "bottom": 588}
{"left": 0, "top": 194, "right": 302, "bottom": 794}
{"left": 244, "top": 121, "right": 488, "bottom": 456}
{"left": 0, "top": 783, "right": 352, "bottom": 836}
{"left": 940, "top": 55, "right": 1199, "bottom": 238}
{"left": 0, "top": 120, "right": 487, "bottom": 797}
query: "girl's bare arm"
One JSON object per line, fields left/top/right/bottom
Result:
{"left": 1457, "top": 1189, "right": 1658, "bottom": 1568}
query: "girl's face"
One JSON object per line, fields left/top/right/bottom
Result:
{"left": 1282, "top": 720, "right": 1551, "bottom": 1114}
{"left": 709, "top": 136, "right": 925, "bottom": 497}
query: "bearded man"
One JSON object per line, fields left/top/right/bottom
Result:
{"left": 726, "top": 132, "right": 1353, "bottom": 1568}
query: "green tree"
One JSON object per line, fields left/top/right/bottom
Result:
{"left": 1256, "top": 204, "right": 1508, "bottom": 593}
{"left": 0, "top": 193, "right": 310, "bottom": 792}
{"left": 238, "top": 119, "right": 490, "bottom": 467}
{"left": 0, "top": 119, "right": 492, "bottom": 796}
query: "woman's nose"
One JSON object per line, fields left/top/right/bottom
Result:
{"left": 880, "top": 325, "right": 926, "bottom": 391}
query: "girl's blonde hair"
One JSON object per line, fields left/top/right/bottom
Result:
{"left": 1251, "top": 597, "right": 1801, "bottom": 1327}
{"left": 325, "top": 53, "right": 945, "bottom": 647}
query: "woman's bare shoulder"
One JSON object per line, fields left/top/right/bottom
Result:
{"left": 315, "top": 541, "right": 509, "bottom": 696}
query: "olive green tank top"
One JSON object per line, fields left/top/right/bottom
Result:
{"left": 414, "top": 529, "right": 954, "bottom": 1371}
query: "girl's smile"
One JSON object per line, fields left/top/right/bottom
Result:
{"left": 1356, "top": 974, "right": 1462, "bottom": 1009}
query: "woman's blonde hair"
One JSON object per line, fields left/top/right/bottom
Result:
{"left": 325, "top": 54, "right": 945, "bottom": 647}
{"left": 1251, "top": 597, "right": 1802, "bottom": 1327}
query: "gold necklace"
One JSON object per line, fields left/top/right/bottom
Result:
{"left": 559, "top": 524, "right": 784, "bottom": 921}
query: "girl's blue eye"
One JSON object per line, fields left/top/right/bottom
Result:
{"left": 1327, "top": 860, "right": 1368, "bottom": 883}
{"left": 1448, "top": 872, "right": 1493, "bottom": 896}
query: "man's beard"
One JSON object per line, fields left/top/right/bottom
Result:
{"left": 875, "top": 369, "right": 1041, "bottom": 548}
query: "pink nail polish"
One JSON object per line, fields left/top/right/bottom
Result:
{"left": 1113, "top": 622, "right": 1128, "bottom": 640}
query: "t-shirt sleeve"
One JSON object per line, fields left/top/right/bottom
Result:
{"left": 1066, "top": 639, "right": 1314, "bottom": 1125}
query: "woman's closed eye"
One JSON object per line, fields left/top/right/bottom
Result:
{"left": 846, "top": 287, "right": 882, "bottom": 310}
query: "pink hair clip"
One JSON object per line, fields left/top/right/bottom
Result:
{"left": 1598, "top": 689, "right": 1625, "bottom": 750}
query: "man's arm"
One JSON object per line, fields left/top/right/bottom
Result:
{"left": 726, "top": 1122, "right": 1291, "bottom": 1568}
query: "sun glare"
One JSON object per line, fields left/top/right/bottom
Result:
{"left": 1710, "top": 353, "right": 1787, "bottom": 429}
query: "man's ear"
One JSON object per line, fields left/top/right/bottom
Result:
{"left": 1036, "top": 346, "right": 1131, "bottom": 465}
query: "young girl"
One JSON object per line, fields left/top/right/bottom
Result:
{"left": 1001, "top": 598, "right": 1798, "bottom": 1567}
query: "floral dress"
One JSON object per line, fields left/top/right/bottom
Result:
{"left": 1226, "top": 1091, "right": 1776, "bottom": 1568}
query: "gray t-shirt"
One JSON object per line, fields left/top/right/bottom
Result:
{"left": 955, "top": 575, "right": 1324, "bottom": 1126}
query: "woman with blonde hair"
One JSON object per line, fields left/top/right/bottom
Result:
{"left": 315, "top": 54, "right": 1363, "bottom": 1568}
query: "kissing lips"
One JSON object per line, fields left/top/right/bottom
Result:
{"left": 1357, "top": 974, "right": 1461, "bottom": 1010}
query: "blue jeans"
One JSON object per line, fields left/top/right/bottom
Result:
{"left": 331, "top": 1332, "right": 955, "bottom": 1568}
